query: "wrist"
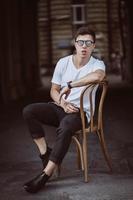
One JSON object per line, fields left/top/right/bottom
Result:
{"left": 67, "top": 81, "right": 72, "bottom": 89}
{"left": 60, "top": 98, "right": 66, "bottom": 107}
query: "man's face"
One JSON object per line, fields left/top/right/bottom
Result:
{"left": 74, "top": 34, "right": 95, "bottom": 58}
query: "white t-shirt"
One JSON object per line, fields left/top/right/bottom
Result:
{"left": 51, "top": 55, "right": 105, "bottom": 122}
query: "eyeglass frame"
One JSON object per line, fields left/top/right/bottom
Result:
{"left": 75, "top": 40, "right": 95, "bottom": 47}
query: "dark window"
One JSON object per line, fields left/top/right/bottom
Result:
{"left": 72, "top": 4, "right": 86, "bottom": 24}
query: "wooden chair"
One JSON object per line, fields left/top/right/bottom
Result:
{"left": 72, "top": 79, "right": 112, "bottom": 182}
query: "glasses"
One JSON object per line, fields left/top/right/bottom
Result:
{"left": 75, "top": 40, "right": 95, "bottom": 47}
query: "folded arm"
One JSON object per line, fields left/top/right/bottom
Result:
{"left": 70, "top": 69, "right": 105, "bottom": 88}
{"left": 59, "top": 69, "right": 105, "bottom": 101}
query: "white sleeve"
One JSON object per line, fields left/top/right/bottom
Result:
{"left": 51, "top": 59, "right": 63, "bottom": 85}
{"left": 93, "top": 59, "right": 106, "bottom": 72}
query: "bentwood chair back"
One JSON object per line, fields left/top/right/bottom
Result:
{"left": 72, "top": 79, "right": 112, "bottom": 182}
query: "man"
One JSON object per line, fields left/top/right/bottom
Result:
{"left": 23, "top": 26, "right": 105, "bottom": 193}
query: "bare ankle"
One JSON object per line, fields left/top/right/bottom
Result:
{"left": 34, "top": 137, "right": 47, "bottom": 155}
{"left": 43, "top": 161, "right": 57, "bottom": 176}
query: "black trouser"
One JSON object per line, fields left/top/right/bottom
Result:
{"left": 23, "top": 102, "right": 84, "bottom": 165}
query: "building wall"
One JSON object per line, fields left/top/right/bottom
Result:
{"left": 38, "top": 0, "right": 112, "bottom": 67}
{"left": 86, "top": 0, "right": 109, "bottom": 62}
{"left": 38, "top": 0, "right": 49, "bottom": 66}
{"left": 38, "top": 0, "right": 132, "bottom": 79}
{"left": 51, "top": 0, "right": 72, "bottom": 63}
{"left": 38, "top": 0, "right": 72, "bottom": 67}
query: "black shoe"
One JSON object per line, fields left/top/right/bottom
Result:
{"left": 39, "top": 147, "right": 52, "bottom": 168}
{"left": 23, "top": 172, "right": 50, "bottom": 193}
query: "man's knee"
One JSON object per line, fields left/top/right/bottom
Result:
{"left": 23, "top": 104, "right": 34, "bottom": 120}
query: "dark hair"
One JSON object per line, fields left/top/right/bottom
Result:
{"left": 74, "top": 27, "right": 96, "bottom": 43}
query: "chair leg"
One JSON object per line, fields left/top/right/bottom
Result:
{"left": 82, "top": 135, "right": 89, "bottom": 182}
{"left": 76, "top": 142, "right": 82, "bottom": 170}
{"left": 97, "top": 129, "right": 113, "bottom": 172}
{"left": 72, "top": 136, "right": 84, "bottom": 171}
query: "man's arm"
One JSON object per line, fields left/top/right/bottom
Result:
{"left": 59, "top": 69, "right": 105, "bottom": 101}
{"left": 50, "top": 83, "right": 61, "bottom": 105}
{"left": 50, "top": 83, "right": 79, "bottom": 113}
{"left": 70, "top": 69, "right": 105, "bottom": 88}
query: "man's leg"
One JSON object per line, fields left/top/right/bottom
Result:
{"left": 23, "top": 102, "right": 59, "bottom": 156}
{"left": 23, "top": 102, "right": 66, "bottom": 193}
{"left": 39, "top": 112, "right": 83, "bottom": 176}
{"left": 23, "top": 108, "right": 85, "bottom": 193}
{"left": 45, "top": 112, "right": 83, "bottom": 173}
{"left": 23, "top": 111, "right": 83, "bottom": 193}
{"left": 36, "top": 112, "right": 83, "bottom": 183}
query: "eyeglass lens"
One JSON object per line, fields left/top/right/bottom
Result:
{"left": 76, "top": 40, "right": 94, "bottom": 47}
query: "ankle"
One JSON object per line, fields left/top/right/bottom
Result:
{"left": 39, "top": 146, "right": 47, "bottom": 155}
{"left": 43, "top": 169, "right": 53, "bottom": 177}
{"left": 40, "top": 146, "right": 52, "bottom": 157}
{"left": 34, "top": 137, "right": 47, "bottom": 155}
{"left": 43, "top": 164, "right": 56, "bottom": 176}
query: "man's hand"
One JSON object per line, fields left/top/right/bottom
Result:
{"left": 58, "top": 86, "right": 79, "bottom": 113}
{"left": 60, "top": 100, "right": 79, "bottom": 113}
{"left": 59, "top": 86, "right": 71, "bottom": 103}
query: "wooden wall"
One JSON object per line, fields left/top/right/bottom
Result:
{"left": 109, "top": 0, "right": 121, "bottom": 54}
{"left": 86, "top": 0, "right": 109, "bottom": 62}
{"left": 38, "top": 0, "right": 133, "bottom": 77}
{"left": 38, "top": 0, "right": 49, "bottom": 67}
{"left": 51, "top": 0, "right": 72, "bottom": 63}
{"left": 37, "top": 0, "right": 111, "bottom": 67}
{"left": 38, "top": 0, "right": 72, "bottom": 67}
